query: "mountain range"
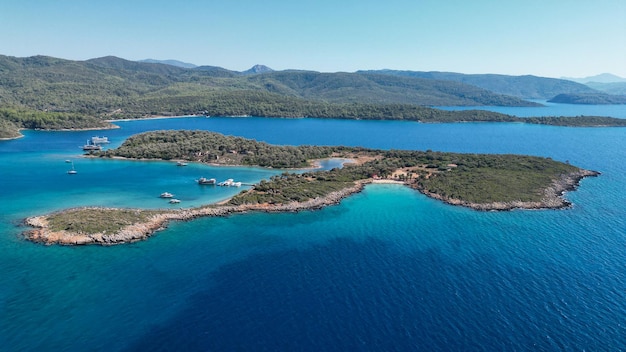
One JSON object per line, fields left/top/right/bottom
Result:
{"left": 2, "top": 54, "right": 626, "bottom": 139}
{"left": 562, "top": 73, "right": 626, "bottom": 84}
{"left": 1, "top": 54, "right": 624, "bottom": 119}
{"left": 138, "top": 58, "right": 625, "bottom": 103}
{"left": 357, "top": 70, "right": 600, "bottom": 100}
{"left": 0, "top": 54, "right": 539, "bottom": 110}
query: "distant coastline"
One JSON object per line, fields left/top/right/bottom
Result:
{"left": 3, "top": 112, "right": 626, "bottom": 143}
{"left": 0, "top": 124, "right": 120, "bottom": 141}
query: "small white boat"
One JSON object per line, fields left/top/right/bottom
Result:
{"left": 218, "top": 178, "right": 235, "bottom": 186}
{"left": 65, "top": 159, "right": 72, "bottom": 163}
{"left": 232, "top": 182, "right": 242, "bottom": 187}
{"left": 176, "top": 161, "right": 188, "bottom": 166}
{"left": 160, "top": 192, "right": 174, "bottom": 198}
{"left": 169, "top": 199, "right": 181, "bottom": 204}
{"left": 67, "top": 162, "right": 77, "bottom": 174}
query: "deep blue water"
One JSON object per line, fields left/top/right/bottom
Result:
{"left": 1, "top": 104, "right": 625, "bottom": 351}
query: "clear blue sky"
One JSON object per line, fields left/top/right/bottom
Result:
{"left": 1, "top": 0, "right": 624, "bottom": 77}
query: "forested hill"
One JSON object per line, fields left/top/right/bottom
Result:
{"left": 358, "top": 70, "right": 601, "bottom": 100}
{"left": 2, "top": 54, "right": 625, "bottom": 139}
{"left": 0, "top": 54, "right": 536, "bottom": 111}
{"left": 244, "top": 71, "right": 539, "bottom": 106}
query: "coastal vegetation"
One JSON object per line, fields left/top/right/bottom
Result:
{"left": 47, "top": 208, "right": 163, "bottom": 235}
{"left": 523, "top": 115, "right": 626, "bottom": 127}
{"left": 548, "top": 93, "right": 626, "bottom": 105}
{"left": 0, "top": 107, "right": 113, "bottom": 139}
{"left": 99, "top": 130, "right": 586, "bottom": 206}
{"left": 228, "top": 150, "right": 583, "bottom": 206}
{"left": 98, "top": 129, "right": 339, "bottom": 168}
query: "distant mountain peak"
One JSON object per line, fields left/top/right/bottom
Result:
{"left": 562, "top": 73, "right": 626, "bottom": 84}
{"left": 243, "top": 64, "right": 274, "bottom": 75}
{"left": 138, "top": 59, "right": 197, "bottom": 69}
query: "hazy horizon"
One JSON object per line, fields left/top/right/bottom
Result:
{"left": 1, "top": 0, "right": 624, "bottom": 78}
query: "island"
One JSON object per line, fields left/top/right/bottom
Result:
{"left": 23, "top": 130, "right": 599, "bottom": 245}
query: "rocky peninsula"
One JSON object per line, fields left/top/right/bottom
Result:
{"left": 23, "top": 169, "right": 598, "bottom": 246}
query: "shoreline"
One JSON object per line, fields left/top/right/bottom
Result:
{"left": 0, "top": 134, "right": 25, "bottom": 141}
{"left": 105, "top": 114, "right": 203, "bottom": 122}
{"left": 0, "top": 124, "right": 120, "bottom": 141}
{"left": 22, "top": 169, "right": 598, "bottom": 246}
{"left": 3, "top": 114, "right": 624, "bottom": 144}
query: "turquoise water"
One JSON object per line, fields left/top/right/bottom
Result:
{"left": 1, "top": 105, "right": 625, "bottom": 351}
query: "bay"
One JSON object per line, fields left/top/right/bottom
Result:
{"left": 1, "top": 103, "right": 625, "bottom": 351}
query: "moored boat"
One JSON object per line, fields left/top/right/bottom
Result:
{"left": 160, "top": 192, "right": 174, "bottom": 198}
{"left": 176, "top": 161, "right": 188, "bottom": 166}
{"left": 169, "top": 199, "right": 181, "bottom": 204}
{"left": 82, "top": 140, "right": 102, "bottom": 151}
{"left": 218, "top": 178, "right": 235, "bottom": 186}
{"left": 91, "top": 136, "right": 110, "bottom": 144}
{"left": 197, "top": 177, "right": 216, "bottom": 185}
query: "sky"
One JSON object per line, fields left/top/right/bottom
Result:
{"left": 1, "top": 0, "right": 624, "bottom": 78}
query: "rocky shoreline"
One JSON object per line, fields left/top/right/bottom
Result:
{"left": 22, "top": 169, "right": 598, "bottom": 246}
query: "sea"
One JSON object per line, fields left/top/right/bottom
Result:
{"left": 1, "top": 102, "right": 625, "bottom": 351}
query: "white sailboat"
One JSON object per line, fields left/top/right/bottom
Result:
{"left": 67, "top": 161, "right": 77, "bottom": 174}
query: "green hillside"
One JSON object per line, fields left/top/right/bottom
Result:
{"left": 0, "top": 54, "right": 536, "bottom": 110}
{"left": 359, "top": 70, "right": 601, "bottom": 99}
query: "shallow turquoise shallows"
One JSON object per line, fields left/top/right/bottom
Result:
{"left": 1, "top": 103, "right": 625, "bottom": 351}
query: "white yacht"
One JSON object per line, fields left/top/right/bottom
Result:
{"left": 197, "top": 177, "right": 216, "bottom": 185}
{"left": 91, "top": 136, "right": 110, "bottom": 144}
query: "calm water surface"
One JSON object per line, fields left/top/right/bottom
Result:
{"left": 1, "top": 104, "right": 625, "bottom": 351}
